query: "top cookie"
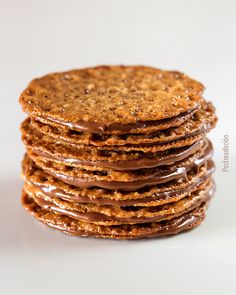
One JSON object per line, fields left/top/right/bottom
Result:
{"left": 19, "top": 65, "right": 204, "bottom": 133}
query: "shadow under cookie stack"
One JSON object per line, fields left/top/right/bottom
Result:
{"left": 20, "top": 66, "right": 217, "bottom": 239}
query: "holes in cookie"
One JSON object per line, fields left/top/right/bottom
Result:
{"left": 163, "top": 128, "right": 173, "bottom": 137}
{"left": 121, "top": 206, "right": 142, "bottom": 212}
{"left": 38, "top": 175, "right": 48, "bottom": 183}
{"left": 149, "top": 204, "right": 169, "bottom": 213}
{"left": 92, "top": 170, "right": 108, "bottom": 176}
{"left": 118, "top": 134, "right": 129, "bottom": 140}
{"left": 64, "top": 166, "right": 74, "bottom": 172}
{"left": 97, "top": 150, "right": 112, "bottom": 157}
{"left": 91, "top": 133, "right": 109, "bottom": 142}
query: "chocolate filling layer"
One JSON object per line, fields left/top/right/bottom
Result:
{"left": 39, "top": 142, "right": 213, "bottom": 191}
{"left": 33, "top": 140, "right": 206, "bottom": 171}
{"left": 22, "top": 193, "right": 208, "bottom": 238}
{"left": 26, "top": 161, "right": 215, "bottom": 205}
{"left": 34, "top": 108, "right": 197, "bottom": 134}
{"left": 27, "top": 182, "right": 214, "bottom": 224}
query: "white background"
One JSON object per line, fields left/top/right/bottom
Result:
{"left": 0, "top": 0, "right": 235, "bottom": 294}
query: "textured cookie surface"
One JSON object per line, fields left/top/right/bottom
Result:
{"left": 28, "top": 101, "right": 216, "bottom": 146}
{"left": 22, "top": 192, "right": 208, "bottom": 239}
{"left": 23, "top": 179, "right": 214, "bottom": 225}
{"left": 25, "top": 142, "right": 212, "bottom": 191}
{"left": 22, "top": 118, "right": 207, "bottom": 170}
{"left": 22, "top": 153, "right": 214, "bottom": 206}
{"left": 19, "top": 65, "right": 217, "bottom": 240}
{"left": 19, "top": 66, "right": 204, "bottom": 133}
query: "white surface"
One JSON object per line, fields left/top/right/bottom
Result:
{"left": 0, "top": 0, "right": 235, "bottom": 294}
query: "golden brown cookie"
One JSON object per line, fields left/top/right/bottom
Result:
{"left": 28, "top": 101, "right": 216, "bottom": 146}
{"left": 19, "top": 66, "right": 204, "bottom": 134}
{"left": 22, "top": 155, "right": 214, "bottom": 206}
{"left": 19, "top": 65, "right": 217, "bottom": 240}
{"left": 22, "top": 191, "right": 210, "bottom": 239}
{"left": 22, "top": 116, "right": 213, "bottom": 170}
{"left": 23, "top": 179, "right": 214, "bottom": 225}
{"left": 22, "top": 121, "right": 205, "bottom": 170}
{"left": 24, "top": 139, "right": 212, "bottom": 191}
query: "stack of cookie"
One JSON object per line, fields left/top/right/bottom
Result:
{"left": 20, "top": 66, "right": 217, "bottom": 239}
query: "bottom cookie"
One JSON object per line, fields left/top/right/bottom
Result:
{"left": 22, "top": 192, "right": 209, "bottom": 239}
